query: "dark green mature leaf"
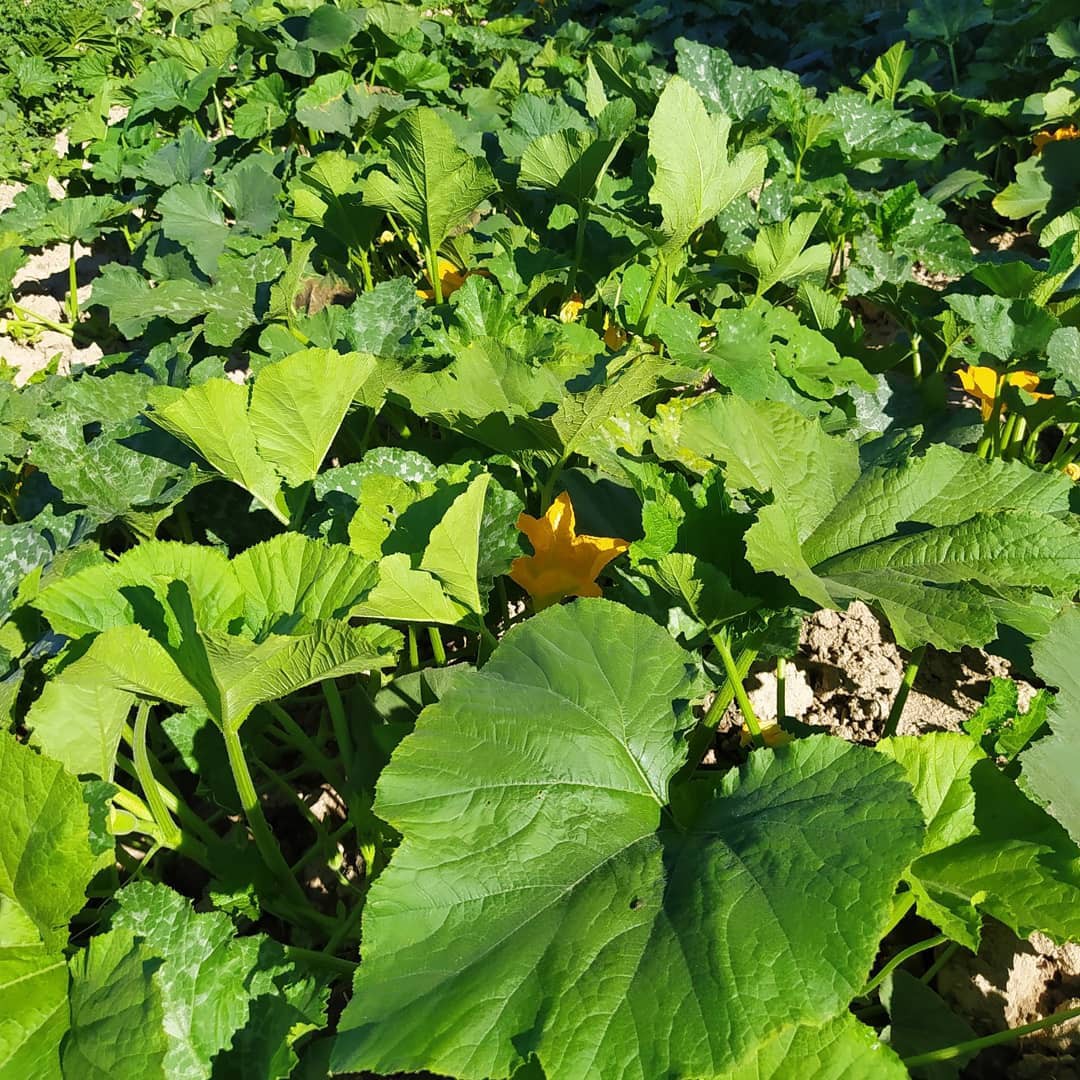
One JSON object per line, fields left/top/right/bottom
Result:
{"left": 333, "top": 601, "right": 923, "bottom": 1079}
{"left": 112, "top": 882, "right": 321, "bottom": 1080}
{"left": 341, "top": 278, "right": 429, "bottom": 357}
{"left": 141, "top": 128, "right": 214, "bottom": 188}
{"left": 881, "top": 971, "right": 976, "bottom": 1076}
{"left": 1024, "top": 606, "right": 1080, "bottom": 844}
{"left": 667, "top": 397, "right": 1080, "bottom": 649}
{"left": 158, "top": 184, "right": 230, "bottom": 276}
{"left": 827, "top": 91, "right": 946, "bottom": 164}
{"left": 0, "top": 735, "right": 97, "bottom": 951}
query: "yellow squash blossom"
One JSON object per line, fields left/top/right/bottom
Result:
{"left": 416, "top": 258, "right": 469, "bottom": 301}
{"left": 559, "top": 293, "right": 584, "bottom": 323}
{"left": 509, "top": 491, "right": 629, "bottom": 610}
{"left": 958, "top": 365, "right": 1051, "bottom": 422}
{"left": 1033, "top": 124, "right": 1080, "bottom": 153}
{"left": 1064, "top": 463, "right": 1080, "bottom": 482}
{"left": 740, "top": 721, "right": 794, "bottom": 748}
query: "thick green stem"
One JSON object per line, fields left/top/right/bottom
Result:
{"left": 132, "top": 702, "right": 181, "bottom": 848}
{"left": 427, "top": 243, "right": 443, "bottom": 303}
{"left": 776, "top": 657, "right": 786, "bottom": 721}
{"left": 882, "top": 645, "right": 926, "bottom": 739}
{"left": 921, "top": 941, "right": 959, "bottom": 986}
{"left": 67, "top": 243, "right": 79, "bottom": 324}
{"left": 222, "top": 723, "right": 309, "bottom": 910}
{"left": 357, "top": 248, "right": 374, "bottom": 292}
{"left": 212, "top": 88, "right": 227, "bottom": 139}
{"left": 285, "top": 944, "right": 358, "bottom": 977}
{"left": 711, "top": 631, "right": 762, "bottom": 746}
{"left": 910, "top": 333, "right": 922, "bottom": 381}
{"left": 264, "top": 702, "right": 345, "bottom": 790}
{"left": 566, "top": 203, "right": 590, "bottom": 301}
{"left": 946, "top": 41, "right": 960, "bottom": 89}
{"left": 407, "top": 625, "right": 419, "bottom": 670}
{"left": 861, "top": 934, "right": 947, "bottom": 997}
{"left": 323, "top": 680, "right": 353, "bottom": 775}
{"left": 637, "top": 255, "right": 666, "bottom": 335}
{"left": 903, "top": 1005, "right": 1080, "bottom": 1068}
{"left": 427, "top": 626, "right": 447, "bottom": 665}
{"left": 11, "top": 302, "right": 74, "bottom": 337}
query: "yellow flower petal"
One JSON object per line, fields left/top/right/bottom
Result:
{"left": 416, "top": 258, "right": 473, "bottom": 300}
{"left": 1064, "top": 463, "right": 1080, "bottom": 482}
{"left": 740, "top": 721, "right": 794, "bottom": 748}
{"left": 958, "top": 364, "right": 1000, "bottom": 421}
{"left": 559, "top": 293, "right": 584, "bottom": 323}
{"left": 509, "top": 491, "right": 630, "bottom": 610}
{"left": 1005, "top": 370, "right": 1053, "bottom": 402}
{"left": 1034, "top": 125, "right": 1080, "bottom": 153}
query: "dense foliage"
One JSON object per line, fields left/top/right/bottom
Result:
{"left": 2, "top": 0, "right": 1080, "bottom": 1076}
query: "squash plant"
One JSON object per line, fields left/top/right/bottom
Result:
{"left": 2, "top": 0, "right": 1080, "bottom": 1077}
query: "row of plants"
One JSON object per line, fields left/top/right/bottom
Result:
{"left": 2, "top": 0, "right": 1080, "bottom": 1077}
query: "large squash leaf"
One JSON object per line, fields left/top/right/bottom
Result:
{"left": 332, "top": 600, "right": 923, "bottom": 1079}
{"left": 664, "top": 395, "right": 1080, "bottom": 649}
{"left": 881, "top": 734, "right": 1080, "bottom": 950}
{"left": 648, "top": 75, "right": 766, "bottom": 257}
{"left": 1022, "top": 606, "right": 1080, "bottom": 844}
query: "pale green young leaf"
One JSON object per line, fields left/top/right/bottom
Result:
{"left": 648, "top": 75, "right": 766, "bottom": 257}
{"left": 363, "top": 108, "right": 497, "bottom": 257}
{"left": 149, "top": 380, "right": 289, "bottom": 523}
{"left": 746, "top": 211, "right": 832, "bottom": 296}
{"left": 419, "top": 474, "right": 490, "bottom": 615}
{"left": 232, "top": 532, "right": 378, "bottom": 635}
{"left": 352, "top": 553, "right": 473, "bottom": 627}
{"left": 248, "top": 349, "right": 375, "bottom": 486}
{"left": 26, "top": 655, "right": 133, "bottom": 780}
{"left": 332, "top": 601, "right": 922, "bottom": 1079}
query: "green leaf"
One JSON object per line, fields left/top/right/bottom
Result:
{"left": 62, "top": 928, "right": 168, "bottom": 1080}
{"left": 247, "top": 350, "right": 375, "bottom": 487}
{"left": 648, "top": 75, "right": 766, "bottom": 257}
{"left": 0, "top": 735, "right": 97, "bottom": 951}
{"left": 112, "top": 883, "right": 278, "bottom": 1080}
{"left": 418, "top": 474, "right": 490, "bottom": 615}
{"left": 827, "top": 91, "right": 946, "bottom": 165}
{"left": 27, "top": 656, "right": 133, "bottom": 780}
{"left": 745, "top": 211, "right": 832, "bottom": 296}
{"left": 234, "top": 75, "right": 289, "bottom": 140}
{"left": 341, "top": 277, "right": 430, "bottom": 357}
{"left": 363, "top": 108, "right": 497, "bottom": 260}
{"left": 881, "top": 970, "right": 976, "bottom": 1076}
{"left": 141, "top": 128, "right": 215, "bottom": 188}
{"left": 0, "top": 897, "right": 68, "bottom": 1080}
{"left": 727, "top": 1012, "right": 908, "bottom": 1079}
{"left": 353, "top": 552, "right": 472, "bottom": 627}
{"left": 906, "top": 0, "right": 991, "bottom": 44}
{"left": 333, "top": 600, "right": 923, "bottom": 1079}
{"left": 157, "top": 183, "right": 230, "bottom": 276}
{"left": 882, "top": 734, "right": 1080, "bottom": 950}
{"left": 295, "top": 72, "right": 362, "bottom": 135}
{"left": 671, "top": 397, "right": 1080, "bottom": 649}
{"left": 150, "top": 377, "right": 289, "bottom": 523}
{"left": 1023, "top": 606, "right": 1080, "bottom": 844}
{"left": 35, "top": 537, "right": 400, "bottom": 731}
